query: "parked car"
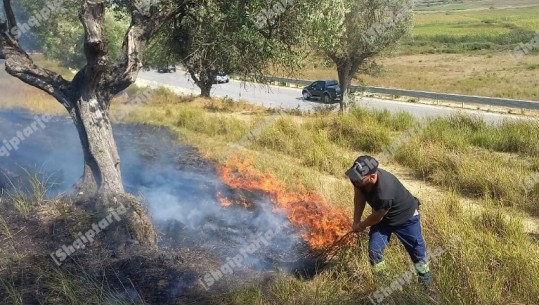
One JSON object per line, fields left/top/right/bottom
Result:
{"left": 214, "top": 74, "right": 230, "bottom": 84}
{"left": 302, "top": 80, "right": 341, "bottom": 102}
{"left": 157, "top": 65, "right": 177, "bottom": 73}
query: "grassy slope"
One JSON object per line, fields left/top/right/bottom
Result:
{"left": 1, "top": 73, "right": 538, "bottom": 303}
{"left": 118, "top": 89, "right": 539, "bottom": 305}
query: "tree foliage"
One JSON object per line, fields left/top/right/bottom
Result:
{"left": 145, "top": 0, "right": 307, "bottom": 96}
{"left": 13, "top": 0, "right": 129, "bottom": 68}
{"left": 309, "top": 0, "right": 413, "bottom": 110}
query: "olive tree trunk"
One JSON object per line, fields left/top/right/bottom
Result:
{"left": 71, "top": 96, "right": 123, "bottom": 194}
{"left": 188, "top": 69, "right": 215, "bottom": 98}
{"left": 1, "top": 0, "right": 188, "bottom": 245}
{"left": 337, "top": 64, "right": 353, "bottom": 112}
{"left": 1, "top": 0, "right": 185, "bottom": 194}
{"left": 335, "top": 57, "right": 366, "bottom": 112}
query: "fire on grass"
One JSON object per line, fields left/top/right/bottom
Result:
{"left": 217, "top": 192, "right": 251, "bottom": 209}
{"left": 217, "top": 156, "right": 352, "bottom": 250}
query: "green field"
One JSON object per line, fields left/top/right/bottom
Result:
{"left": 415, "top": 6, "right": 539, "bottom": 30}
{"left": 414, "top": 0, "right": 539, "bottom": 11}
{"left": 402, "top": 6, "right": 539, "bottom": 54}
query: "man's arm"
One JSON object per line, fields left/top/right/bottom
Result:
{"left": 355, "top": 209, "right": 389, "bottom": 233}
{"left": 352, "top": 188, "right": 366, "bottom": 231}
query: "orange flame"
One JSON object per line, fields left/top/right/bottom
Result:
{"left": 217, "top": 156, "right": 352, "bottom": 250}
{"left": 217, "top": 192, "right": 233, "bottom": 207}
{"left": 217, "top": 192, "right": 251, "bottom": 209}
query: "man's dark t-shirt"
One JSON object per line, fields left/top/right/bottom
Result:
{"left": 359, "top": 168, "right": 419, "bottom": 227}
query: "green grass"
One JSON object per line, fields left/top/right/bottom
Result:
{"left": 471, "top": 120, "right": 539, "bottom": 155}
{"left": 3, "top": 168, "right": 54, "bottom": 217}
{"left": 415, "top": 6, "right": 539, "bottom": 30}
{"left": 123, "top": 91, "right": 417, "bottom": 176}
{"left": 402, "top": 6, "right": 539, "bottom": 54}
{"left": 0, "top": 277, "right": 24, "bottom": 305}
{"left": 394, "top": 113, "right": 539, "bottom": 215}
{"left": 126, "top": 91, "right": 539, "bottom": 216}
{"left": 414, "top": 0, "right": 539, "bottom": 12}
{"left": 44, "top": 267, "right": 138, "bottom": 305}
{"left": 413, "top": 113, "right": 539, "bottom": 156}
{"left": 173, "top": 106, "right": 250, "bottom": 142}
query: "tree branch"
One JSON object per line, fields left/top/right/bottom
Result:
{"left": 3, "top": 0, "right": 18, "bottom": 44}
{"left": 0, "top": 1, "right": 71, "bottom": 108}
{"left": 1, "top": 46, "right": 72, "bottom": 108}
{"left": 351, "top": 52, "right": 373, "bottom": 71}
{"left": 187, "top": 67, "right": 201, "bottom": 86}
{"left": 107, "top": 0, "right": 190, "bottom": 95}
{"left": 78, "top": 0, "right": 108, "bottom": 103}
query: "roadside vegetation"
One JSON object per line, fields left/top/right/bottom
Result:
{"left": 118, "top": 88, "right": 539, "bottom": 304}
{"left": 395, "top": 115, "right": 539, "bottom": 216}
{"left": 1, "top": 81, "right": 539, "bottom": 303}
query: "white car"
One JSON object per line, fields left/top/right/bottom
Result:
{"left": 215, "top": 74, "right": 230, "bottom": 84}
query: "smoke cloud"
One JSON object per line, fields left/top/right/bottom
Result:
{"left": 0, "top": 109, "right": 308, "bottom": 274}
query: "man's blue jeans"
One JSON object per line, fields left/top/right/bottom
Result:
{"left": 368, "top": 214, "right": 431, "bottom": 285}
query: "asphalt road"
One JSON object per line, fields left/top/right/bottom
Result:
{"left": 140, "top": 70, "right": 534, "bottom": 123}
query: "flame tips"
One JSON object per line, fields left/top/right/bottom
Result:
{"left": 216, "top": 155, "right": 352, "bottom": 250}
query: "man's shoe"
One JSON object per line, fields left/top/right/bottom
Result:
{"left": 418, "top": 271, "right": 432, "bottom": 286}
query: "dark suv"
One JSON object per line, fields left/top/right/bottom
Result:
{"left": 158, "top": 65, "right": 177, "bottom": 73}
{"left": 302, "top": 80, "right": 341, "bottom": 102}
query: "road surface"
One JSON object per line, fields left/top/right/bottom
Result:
{"left": 139, "top": 70, "right": 533, "bottom": 123}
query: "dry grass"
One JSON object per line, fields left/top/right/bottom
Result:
{"left": 394, "top": 113, "right": 539, "bottom": 216}
{"left": 217, "top": 193, "right": 539, "bottom": 305}
{"left": 285, "top": 53, "right": 539, "bottom": 100}
{"left": 145, "top": 97, "right": 538, "bottom": 305}
{"left": 0, "top": 69, "right": 66, "bottom": 115}
{"left": 1, "top": 60, "right": 539, "bottom": 305}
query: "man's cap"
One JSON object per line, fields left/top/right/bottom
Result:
{"left": 345, "top": 155, "right": 379, "bottom": 181}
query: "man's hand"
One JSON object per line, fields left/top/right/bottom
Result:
{"left": 352, "top": 209, "right": 388, "bottom": 234}
{"left": 352, "top": 222, "right": 367, "bottom": 234}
